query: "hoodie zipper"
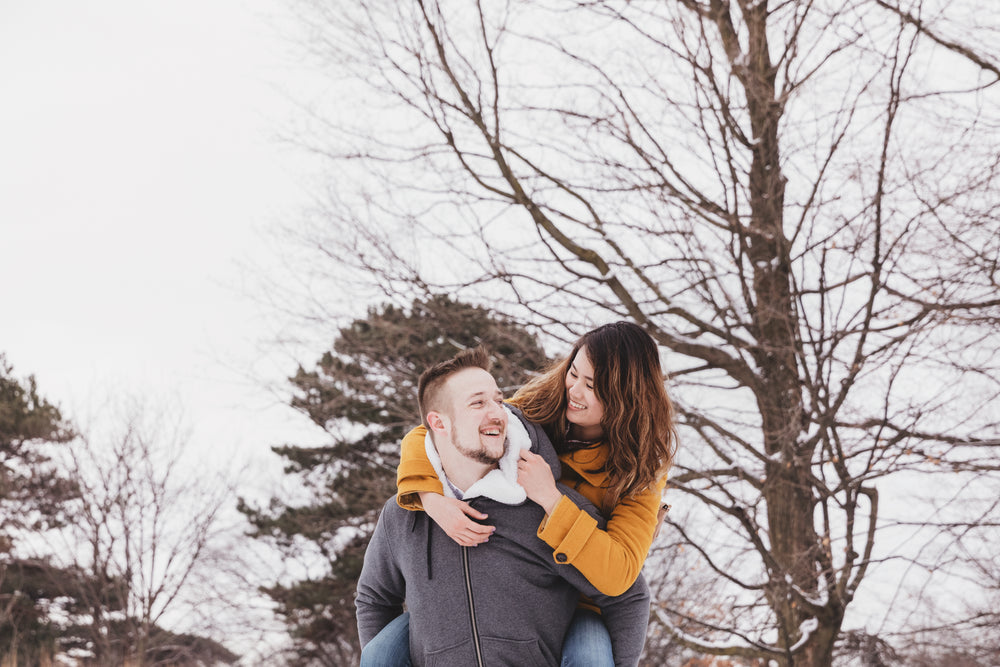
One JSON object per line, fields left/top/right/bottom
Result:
{"left": 462, "top": 546, "right": 485, "bottom": 667}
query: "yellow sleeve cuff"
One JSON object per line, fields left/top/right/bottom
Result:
{"left": 537, "top": 495, "right": 598, "bottom": 564}
{"left": 396, "top": 424, "right": 443, "bottom": 511}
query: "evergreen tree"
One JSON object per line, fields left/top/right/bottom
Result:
{"left": 0, "top": 559, "right": 126, "bottom": 666}
{"left": 0, "top": 354, "right": 75, "bottom": 543}
{"left": 240, "top": 296, "right": 550, "bottom": 666}
{"left": 0, "top": 354, "right": 77, "bottom": 664}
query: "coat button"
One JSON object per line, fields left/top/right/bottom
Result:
{"left": 555, "top": 553, "right": 568, "bottom": 563}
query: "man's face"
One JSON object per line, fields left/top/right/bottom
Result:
{"left": 442, "top": 367, "right": 508, "bottom": 465}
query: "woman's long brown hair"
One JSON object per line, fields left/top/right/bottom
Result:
{"left": 511, "top": 322, "right": 677, "bottom": 515}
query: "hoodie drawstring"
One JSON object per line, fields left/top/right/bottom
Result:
{"left": 407, "top": 510, "right": 433, "bottom": 580}
{"left": 425, "top": 515, "right": 433, "bottom": 580}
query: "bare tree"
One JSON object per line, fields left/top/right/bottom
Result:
{"left": 277, "top": 0, "right": 1000, "bottom": 665}
{"left": 47, "top": 401, "right": 242, "bottom": 666}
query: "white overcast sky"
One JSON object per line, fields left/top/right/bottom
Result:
{"left": 0, "top": 0, "right": 330, "bottom": 476}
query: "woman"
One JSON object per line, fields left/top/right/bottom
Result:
{"left": 373, "top": 322, "right": 677, "bottom": 666}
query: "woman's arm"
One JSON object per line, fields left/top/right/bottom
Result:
{"left": 539, "top": 478, "right": 666, "bottom": 596}
{"left": 516, "top": 444, "right": 666, "bottom": 596}
{"left": 396, "top": 425, "right": 443, "bottom": 509}
{"left": 397, "top": 425, "right": 493, "bottom": 546}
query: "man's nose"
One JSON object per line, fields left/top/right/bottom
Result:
{"left": 488, "top": 401, "right": 506, "bottom": 422}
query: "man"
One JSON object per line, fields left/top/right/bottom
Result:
{"left": 355, "top": 347, "right": 650, "bottom": 666}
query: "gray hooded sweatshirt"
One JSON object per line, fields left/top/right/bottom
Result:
{"left": 356, "top": 406, "right": 650, "bottom": 666}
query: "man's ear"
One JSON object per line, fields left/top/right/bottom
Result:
{"left": 426, "top": 411, "right": 448, "bottom": 434}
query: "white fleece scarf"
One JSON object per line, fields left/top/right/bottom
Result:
{"left": 424, "top": 405, "right": 531, "bottom": 505}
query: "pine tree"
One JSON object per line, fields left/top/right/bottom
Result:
{"left": 0, "top": 354, "right": 77, "bottom": 664}
{"left": 240, "top": 296, "right": 551, "bottom": 666}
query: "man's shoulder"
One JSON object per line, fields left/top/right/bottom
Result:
{"left": 381, "top": 495, "right": 401, "bottom": 511}
{"left": 377, "top": 496, "right": 418, "bottom": 530}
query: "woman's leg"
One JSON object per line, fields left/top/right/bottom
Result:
{"left": 360, "top": 612, "right": 412, "bottom": 667}
{"left": 561, "top": 608, "right": 614, "bottom": 667}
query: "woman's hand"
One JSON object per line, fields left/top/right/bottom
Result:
{"left": 419, "top": 491, "right": 494, "bottom": 547}
{"left": 517, "top": 449, "right": 563, "bottom": 515}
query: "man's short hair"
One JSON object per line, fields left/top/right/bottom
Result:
{"left": 417, "top": 346, "right": 491, "bottom": 428}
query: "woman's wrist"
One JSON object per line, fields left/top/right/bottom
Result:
{"left": 540, "top": 489, "right": 563, "bottom": 515}
{"left": 418, "top": 491, "right": 440, "bottom": 511}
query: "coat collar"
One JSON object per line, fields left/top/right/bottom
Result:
{"left": 561, "top": 441, "right": 611, "bottom": 487}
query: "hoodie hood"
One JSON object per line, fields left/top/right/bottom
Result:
{"left": 424, "top": 405, "right": 531, "bottom": 505}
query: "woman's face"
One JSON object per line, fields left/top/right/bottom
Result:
{"left": 564, "top": 346, "right": 605, "bottom": 440}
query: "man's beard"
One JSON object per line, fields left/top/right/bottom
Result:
{"left": 451, "top": 429, "right": 506, "bottom": 465}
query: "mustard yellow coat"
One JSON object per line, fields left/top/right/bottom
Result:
{"left": 397, "top": 424, "right": 665, "bottom": 596}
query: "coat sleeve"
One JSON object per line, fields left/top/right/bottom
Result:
{"left": 538, "top": 476, "right": 666, "bottom": 596}
{"left": 396, "top": 425, "right": 444, "bottom": 510}
{"left": 355, "top": 503, "right": 408, "bottom": 646}
{"left": 547, "top": 486, "right": 650, "bottom": 667}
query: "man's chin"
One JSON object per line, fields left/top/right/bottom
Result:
{"left": 480, "top": 441, "right": 507, "bottom": 465}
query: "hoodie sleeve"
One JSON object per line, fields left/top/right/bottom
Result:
{"left": 396, "top": 424, "right": 444, "bottom": 510}
{"left": 356, "top": 501, "right": 408, "bottom": 646}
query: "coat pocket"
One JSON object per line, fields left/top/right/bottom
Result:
{"left": 424, "top": 638, "right": 473, "bottom": 667}
{"left": 424, "top": 636, "right": 552, "bottom": 666}
{"left": 479, "top": 636, "right": 552, "bottom": 666}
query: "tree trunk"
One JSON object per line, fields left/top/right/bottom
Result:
{"left": 738, "top": 3, "right": 839, "bottom": 664}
